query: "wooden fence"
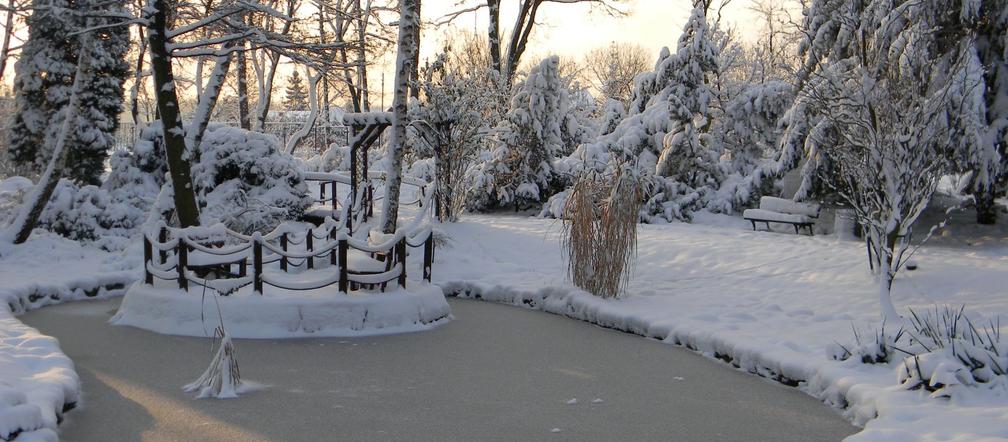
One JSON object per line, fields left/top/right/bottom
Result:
{"left": 143, "top": 219, "right": 434, "bottom": 295}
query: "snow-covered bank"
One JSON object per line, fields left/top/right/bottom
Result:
{"left": 111, "top": 281, "right": 452, "bottom": 338}
{"left": 0, "top": 233, "right": 138, "bottom": 441}
{"left": 433, "top": 214, "right": 1008, "bottom": 441}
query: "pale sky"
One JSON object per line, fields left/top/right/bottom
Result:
{"left": 363, "top": 0, "right": 773, "bottom": 105}
{"left": 1, "top": 0, "right": 779, "bottom": 108}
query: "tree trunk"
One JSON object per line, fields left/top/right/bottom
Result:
{"left": 381, "top": 0, "right": 418, "bottom": 234}
{"left": 236, "top": 41, "right": 251, "bottom": 130}
{"left": 408, "top": 0, "right": 421, "bottom": 99}
{"left": 357, "top": 0, "right": 371, "bottom": 111}
{"left": 147, "top": 0, "right": 201, "bottom": 227}
{"left": 187, "top": 42, "right": 234, "bottom": 154}
{"left": 7, "top": 33, "right": 93, "bottom": 244}
{"left": 974, "top": 186, "right": 998, "bottom": 224}
{"left": 486, "top": 0, "right": 501, "bottom": 74}
{"left": 0, "top": 0, "right": 16, "bottom": 81}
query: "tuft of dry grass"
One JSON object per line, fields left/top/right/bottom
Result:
{"left": 562, "top": 167, "right": 643, "bottom": 299}
{"left": 184, "top": 325, "right": 242, "bottom": 398}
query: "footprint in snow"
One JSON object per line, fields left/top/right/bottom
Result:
{"left": 566, "top": 398, "right": 577, "bottom": 405}
{"left": 591, "top": 398, "right": 603, "bottom": 404}
{"left": 551, "top": 428, "right": 562, "bottom": 433}
{"left": 674, "top": 377, "right": 685, "bottom": 381}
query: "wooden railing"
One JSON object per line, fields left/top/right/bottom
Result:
{"left": 142, "top": 176, "right": 437, "bottom": 295}
{"left": 143, "top": 221, "right": 434, "bottom": 295}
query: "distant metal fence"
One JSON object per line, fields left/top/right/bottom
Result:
{"left": 115, "top": 121, "right": 350, "bottom": 158}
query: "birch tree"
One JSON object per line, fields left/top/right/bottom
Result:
{"left": 381, "top": 0, "right": 418, "bottom": 233}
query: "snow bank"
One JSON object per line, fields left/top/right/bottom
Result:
{"left": 0, "top": 313, "right": 74, "bottom": 441}
{"left": 433, "top": 214, "right": 1008, "bottom": 441}
{"left": 111, "top": 282, "right": 452, "bottom": 339}
{"left": 0, "top": 232, "right": 137, "bottom": 441}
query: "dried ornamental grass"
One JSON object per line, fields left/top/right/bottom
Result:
{"left": 562, "top": 167, "right": 643, "bottom": 299}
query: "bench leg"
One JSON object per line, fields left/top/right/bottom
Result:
{"left": 750, "top": 220, "right": 757, "bottom": 231}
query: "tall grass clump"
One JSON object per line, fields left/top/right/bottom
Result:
{"left": 562, "top": 166, "right": 643, "bottom": 299}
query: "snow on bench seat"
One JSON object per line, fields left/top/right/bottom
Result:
{"left": 758, "top": 196, "right": 820, "bottom": 217}
{"left": 742, "top": 209, "right": 812, "bottom": 224}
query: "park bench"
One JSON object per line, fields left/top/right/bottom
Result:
{"left": 743, "top": 196, "right": 820, "bottom": 235}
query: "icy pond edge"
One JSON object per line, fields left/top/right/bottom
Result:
{"left": 441, "top": 281, "right": 875, "bottom": 430}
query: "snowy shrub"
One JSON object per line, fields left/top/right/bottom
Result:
{"left": 828, "top": 322, "right": 905, "bottom": 364}
{"left": 303, "top": 144, "right": 351, "bottom": 173}
{"left": 831, "top": 306, "right": 1007, "bottom": 399}
{"left": 897, "top": 306, "right": 1007, "bottom": 398}
{"left": 104, "top": 123, "right": 312, "bottom": 234}
{"left": 192, "top": 125, "right": 312, "bottom": 233}
{"left": 0, "top": 176, "right": 33, "bottom": 226}
{"left": 38, "top": 179, "right": 144, "bottom": 249}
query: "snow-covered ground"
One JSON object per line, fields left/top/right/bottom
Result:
{"left": 430, "top": 212, "right": 1008, "bottom": 441}
{"left": 0, "top": 233, "right": 136, "bottom": 440}
{"left": 2, "top": 204, "right": 1005, "bottom": 440}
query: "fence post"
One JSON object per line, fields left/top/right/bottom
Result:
{"left": 280, "top": 232, "right": 289, "bottom": 272}
{"left": 253, "top": 235, "right": 263, "bottom": 294}
{"left": 423, "top": 233, "right": 433, "bottom": 283}
{"left": 158, "top": 226, "right": 168, "bottom": 264}
{"left": 338, "top": 238, "right": 348, "bottom": 293}
{"left": 306, "top": 228, "right": 315, "bottom": 269}
{"left": 177, "top": 238, "right": 188, "bottom": 291}
{"left": 143, "top": 234, "right": 153, "bottom": 285}
{"left": 397, "top": 237, "right": 407, "bottom": 289}
{"left": 330, "top": 181, "right": 337, "bottom": 215}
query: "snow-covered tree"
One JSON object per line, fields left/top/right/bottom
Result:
{"left": 468, "top": 55, "right": 566, "bottom": 210}
{"left": 582, "top": 42, "right": 651, "bottom": 107}
{"left": 6, "top": 0, "right": 129, "bottom": 185}
{"left": 784, "top": 0, "right": 990, "bottom": 322}
{"left": 284, "top": 70, "right": 309, "bottom": 111}
{"left": 565, "top": 0, "right": 722, "bottom": 221}
{"left": 409, "top": 49, "right": 501, "bottom": 221}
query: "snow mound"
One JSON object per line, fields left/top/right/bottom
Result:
{"left": 111, "top": 282, "right": 452, "bottom": 338}
{"left": 0, "top": 313, "right": 77, "bottom": 441}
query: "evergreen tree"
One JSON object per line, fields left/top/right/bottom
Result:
{"left": 487, "top": 55, "right": 566, "bottom": 209}
{"left": 576, "top": 0, "right": 722, "bottom": 221}
{"left": 284, "top": 70, "right": 309, "bottom": 111}
{"left": 6, "top": 0, "right": 129, "bottom": 185}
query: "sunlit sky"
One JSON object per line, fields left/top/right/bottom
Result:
{"left": 0, "top": 0, "right": 780, "bottom": 106}
{"left": 364, "top": 0, "right": 773, "bottom": 104}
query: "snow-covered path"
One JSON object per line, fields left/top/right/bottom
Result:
{"left": 21, "top": 297, "right": 855, "bottom": 441}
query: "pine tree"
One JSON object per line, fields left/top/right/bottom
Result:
{"left": 576, "top": 0, "right": 722, "bottom": 221}
{"left": 490, "top": 55, "right": 566, "bottom": 209}
{"left": 284, "top": 70, "right": 309, "bottom": 111}
{"left": 6, "top": 0, "right": 129, "bottom": 185}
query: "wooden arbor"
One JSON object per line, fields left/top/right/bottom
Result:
{"left": 343, "top": 112, "right": 392, "bottom": 229}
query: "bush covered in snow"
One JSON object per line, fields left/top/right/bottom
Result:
{"left": 104, "top": 123, "right": 312, "bottom": 234}
{"left": 39, "top": 180, "right": 144, "bottom": 247}
{"left": 830, "top": 306, "right": 1007, "bottom": 400}
{"left": 1, "top": 176, "right": 141, "bottom": 250}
